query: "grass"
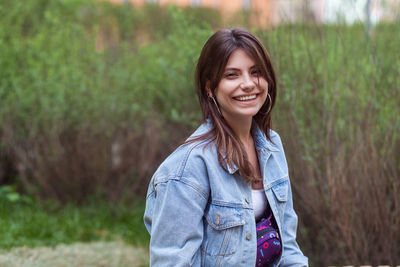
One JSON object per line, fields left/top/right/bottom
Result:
{"left": 0, "top": 198, "right": 150, "bottom": 252}
{"left": 0, "top": 241, "right": 148, "bottom": 267}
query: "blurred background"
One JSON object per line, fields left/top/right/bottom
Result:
{"left": 0, "top": 0, "right": 399, "bottom": 266}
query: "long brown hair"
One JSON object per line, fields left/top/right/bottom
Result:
{"left": 189, "top": 28, "right": 277, "bottom": 183}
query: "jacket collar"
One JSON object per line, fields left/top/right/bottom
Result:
{"left": 251, "top": 121, "right": 280, "bottom": 153}
{"left": 199, "top": 118, "right": 279, "bottom": 174}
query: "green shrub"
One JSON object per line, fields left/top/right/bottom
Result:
{"left": 257, "top": 22, "right": 400, "bottom": 265}
{"left": 0, "top": 0, "right": 210, "bottom": 202}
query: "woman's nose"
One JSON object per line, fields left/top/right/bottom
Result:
{"left": 240, "top": 74, "right": 256, "bottom": 91}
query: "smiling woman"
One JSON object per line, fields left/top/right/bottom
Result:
{"left": 212, "top": 49, "right": 268, "bottom": 124}
{"left": 144, "top": 28, "right": 308, "bottom": 267}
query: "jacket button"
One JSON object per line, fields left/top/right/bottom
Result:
{"left": 246, "top": 233, "right": 252, "bottom": 240}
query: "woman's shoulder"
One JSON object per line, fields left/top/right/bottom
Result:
{"left": 253, "top": 124, "right": 283, "bottom": 152}
{"left": 152, "top": 122, "right": 215, "bottom": 185}
{"left": 268, "top": 129, "right": 283, "bottom": 146}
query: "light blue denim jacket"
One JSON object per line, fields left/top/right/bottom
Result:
{"left": 144, "top": 121, "right": 308, "bottom": 266}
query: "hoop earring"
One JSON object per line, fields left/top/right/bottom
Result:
{"left": 259, "top": 93, "right": 272, "bottom": 115}
{"left": 208, "top": 94, "right": 222, "bottom": 116}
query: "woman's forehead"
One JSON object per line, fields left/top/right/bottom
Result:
{"left": 224, "top": 49, "right": 260, "bottom": 69}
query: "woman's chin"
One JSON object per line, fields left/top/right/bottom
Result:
{"left": 226, "top": 110, "right": 261, "bottom": 120}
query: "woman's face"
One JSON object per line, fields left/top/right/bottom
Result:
{"left": 213, "top": 49, "right": 268, "bottom": 122}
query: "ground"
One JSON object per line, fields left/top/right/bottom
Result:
{"left": 0, "top": 241, "right": 149, "bottom": 267}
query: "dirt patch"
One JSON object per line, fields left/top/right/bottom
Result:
{"left": 0, "top": 241, "right": 149, "bottom": 267}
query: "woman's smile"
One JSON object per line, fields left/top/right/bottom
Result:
{"left": 233, "top": 93, "right": 259, "bottom": 102}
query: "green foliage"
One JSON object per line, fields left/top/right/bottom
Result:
{"left": 0, "top": 185, "right": 32, "bottom": 204}
{"left": 0, "top": 198, "right": 148, "bottom": 251}
{"left": 1, "top": 0, "right": 397, "bottom": 153}
{"left": 0, "top": 0, "right": 212, "bottom": 202}
{"left": 256, "top": 23, "right": 400, "bottom": 265}
{"left": 257, "top": 23, "right": 400, "bottom": 165}
{"left": 0, "top": 0, "right": 210, "bottom": 138}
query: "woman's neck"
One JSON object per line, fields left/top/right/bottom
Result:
{"left": 224, "top": 115, "right": 253, "bottom": 145}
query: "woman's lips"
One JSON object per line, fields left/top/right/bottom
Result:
{"left": 233, "top": 94, "right": 258, "bottom": 101}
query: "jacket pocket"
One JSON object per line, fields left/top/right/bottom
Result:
{"left": 202, "top": 203, "right": 245, "bottom": 256}
{"left": 271, "top": 179, "right": 289, "bottom": 222}
{"left": 271, "top": 179, "right": 288, "bottom": 202}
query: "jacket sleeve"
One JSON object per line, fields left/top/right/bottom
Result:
{"left": 278, "top": 179, "right": 309, "bottom": 267}
{"left": 270, "top": 131, "right": 308, "bottom": 267}
{"left": 144, "top": 178, "right": 208, "bottom": 267}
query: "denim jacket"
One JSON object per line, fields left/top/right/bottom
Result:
{"left": 144, "top": 121, "right": 308, "bottom": 267}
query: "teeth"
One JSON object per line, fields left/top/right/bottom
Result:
{"left": 235, "top": 95, "right": 256, "bottom": 101}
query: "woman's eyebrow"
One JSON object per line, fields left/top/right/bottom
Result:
{"left": 224, "top": 65, "right": 257, "bottom": 71}
{"left": 224, "top": 67, "right": 240, "bottom": 71}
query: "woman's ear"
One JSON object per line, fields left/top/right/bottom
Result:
{"left": 206, "top": 81, "right": 213, "bottom": 98}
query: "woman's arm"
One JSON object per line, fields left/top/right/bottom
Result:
{"left": 144, "top": 178, "right": 208, "bottom": 267}
{"left": 270, "top": 131, "right": 308, "bottom": 266}
{"left": 278, "top": 179, "right": 309, "bottom": 267}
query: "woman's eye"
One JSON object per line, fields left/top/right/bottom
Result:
{"left": 252, "top": 69, "right": 261, "bottom": 76}
{"left": 224, "top": 73, "right": 237, "bottom": 78}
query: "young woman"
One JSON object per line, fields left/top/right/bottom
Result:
{"left": 144, "top": 28, "right": 308, "bottom": 267}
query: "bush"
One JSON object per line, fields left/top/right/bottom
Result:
{"left": 257, "top": 23, "right": 400, "bottom": 265}
{"left": 0, "top": 0, "right": 209, "bottom": 202}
